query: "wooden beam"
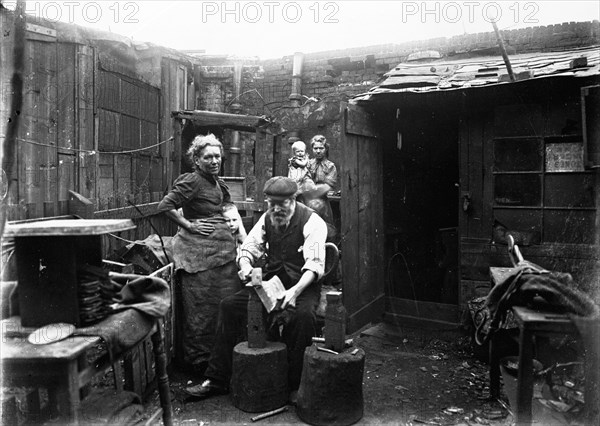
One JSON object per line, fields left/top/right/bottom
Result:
{"left": 94, "top": 202, "right": 162, "bottom": 219}
{"left": 345, "top": 103, "right": 380, "bottom": 138}
{"left": 172, "top": 110, "right": 271, "bottom": 133}
{"left": 254, "top": 130, "right": 269, "bottom": 204}
{"left": 386, "top": 297, "right": 460, "bottom": 324}
{"left": 347, "top": 294, "right": 386, "bottom": 334}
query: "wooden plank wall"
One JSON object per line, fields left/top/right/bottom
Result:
{"left": 459, "top": 86, "right": 600, "bottom": 306}
{"left": 1, "top": 11, "right": 187, "bottom": 223}
{"left": 0, "top": 11, "right": 18, "bottom": 217}
{"left": 1, "top": 9, "right": 187, "bottom": 403}
{"left": 21, "top": 38, "right": 58, "bottom": 219}
{"left": 77, "top": 45, "right": 96, "bottom": 200}
{"left": 57, "top": 43, "right": 77, "bottom": 215}
{"left": 340, "top": 103, "right": 385, "bottom": 332}
{"left": 95, "top": 67, "right": 163, "bottom": 209}
{"left": 161, "top": 60, "right": 187, "bottom": 185}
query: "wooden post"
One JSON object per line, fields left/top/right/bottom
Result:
{"left": 151, "top": 320, "right": 174, "bottom": 426}
{"left": 171, "top": 117, "right": 182, "bottom": 184}
{"left": 254, "top": 131, "right": 268, "bottom": 198}
{"left": 491, "top": 21, "right": 516, "bottom": 82}
{"left": 1, "top": 0, "right": 26, "bottom": 236}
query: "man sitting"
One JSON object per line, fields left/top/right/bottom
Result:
{"left": 185, "top": 176, "right": 328, "bottom": 400}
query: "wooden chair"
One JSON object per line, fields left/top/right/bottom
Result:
{"left": 323, "top": 242, "right": 340, "bottom": 283}
{"left": 507, "top": 234, "right": 524, "bottom": 266}
{"left": 315, "top": 242, "right": 341, "bottom": 331}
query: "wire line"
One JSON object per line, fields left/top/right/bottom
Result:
{"left": 8, "top": 136, "right": 174, "bottom": 154}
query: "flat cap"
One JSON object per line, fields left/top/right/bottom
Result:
{"left": 263, "top": 176, "right": 298, "bottom": 201}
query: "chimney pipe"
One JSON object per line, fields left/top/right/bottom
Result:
{"left": 229, "top": 61, "right": 244, "bottom": 175}
{"left": 288, "top": 52, "right": 304, "bottom": 145}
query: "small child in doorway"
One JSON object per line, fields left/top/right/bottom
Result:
{"left": 287, "top": 140, "right": 315, "bottom": 198}
{"left": 222, "top": 203, "right": 247, "bottom": 256}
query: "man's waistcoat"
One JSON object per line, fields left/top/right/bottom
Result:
{"left": 264, "top": 202, "right": 313, "bottom": 287}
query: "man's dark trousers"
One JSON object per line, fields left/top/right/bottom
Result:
{"left": 204, "top": 271, "right": 320, "bottom": 391}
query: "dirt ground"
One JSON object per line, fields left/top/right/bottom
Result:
{"left": 141, "top": 322, "right": 517, "bottom": 426}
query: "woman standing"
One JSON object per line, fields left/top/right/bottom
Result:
{"left": 307, "top": 134, "right": 338, "bottom": 230}
{"left": 157, "top": 134, "right": 240, "bottom": 376}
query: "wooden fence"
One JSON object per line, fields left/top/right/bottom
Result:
{"left": 93, "top": 201, "right": 177, "bottom": 260}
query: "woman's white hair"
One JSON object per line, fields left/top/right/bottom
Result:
{"left": 187, "top": 134, "right": 223, "bottom": 168}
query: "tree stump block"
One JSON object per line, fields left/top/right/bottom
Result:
{"left": 230, "top": 341, "right": 288, "bottom": 412}
{"left": 297, "top": 344, "right": 365, "bottom": 426}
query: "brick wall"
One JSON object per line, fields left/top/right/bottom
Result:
{"left": 195, "top": 21, "right": 599, "bottom": 117}
{"left": 191, "top": 21, "right": 599, "bottom": 182}
{"left": 251, "top": 21, "right": 600, "bottom": 116}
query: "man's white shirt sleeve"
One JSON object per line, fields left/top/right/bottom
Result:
{"left": 238, "top": 211, "right": 327, "bottom": 280}
{"left": 238, "top": 214, "right": 266, "bottom": 264}
{"left": 301, "top": 214, "right": 327, "bottom": 280}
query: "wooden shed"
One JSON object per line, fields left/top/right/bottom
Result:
{"left": 1, "top": 7, "right": 193, "bottom": 221}
{"left": 167, "top": 47, "right": 600, "bottom": 333}
{"left": 346, "top": 46, "right": 600, "bottom": 327}
{"left": 170, "top": 109, "right": 277, "bottom": 222}
{"left": 167, "top": 106, "right": 387, "bottom": 333}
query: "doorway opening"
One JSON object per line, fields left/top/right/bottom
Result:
{"left": 383, "top": 106, "right": 459, "bottom": 305}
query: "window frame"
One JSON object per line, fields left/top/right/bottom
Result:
{"left": 492, "top": 135, "right": 596, "bottom": 244}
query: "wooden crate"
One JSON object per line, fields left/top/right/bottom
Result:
{"left": 222, "top": 177, "right": 247, "bottom": 201}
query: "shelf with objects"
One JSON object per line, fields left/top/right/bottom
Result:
{"left": 1, "top": 218, "right": 174, "bottom": 425}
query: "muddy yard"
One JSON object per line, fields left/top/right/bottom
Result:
{"left": 142, "top": 322, "right": 515, "bottom": 426}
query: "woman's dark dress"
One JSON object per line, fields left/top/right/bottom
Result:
{"left": 157, "top": 170, "right": 240, "bottom": 368}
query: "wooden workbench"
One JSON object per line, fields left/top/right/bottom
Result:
{"left": 1, "top": 314, "right": 172, "bottom": 425}
{"left": 2, "top": 219, "right": 173, "bottom": 425}
{"left": 487, "top": 267, "right": 580, "bottom": 425}
{"left": 1, "top": 321, "right": 103, "bottom": 422}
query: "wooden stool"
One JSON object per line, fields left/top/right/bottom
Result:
{"left": 296, "top": 344, "right": 365, "bottom": 426}
{"left": 230, "top": 269, "right": 288, "bottom": 412}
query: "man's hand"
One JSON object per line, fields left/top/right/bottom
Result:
{"left": 238, "top": 260, "right": 253, "bottom": 282}
{"left": 280, "top": 287, "right": 299, "bottom": 309}
{"left": 279, "top": 270, "right": 317, "bottom": 310}
{"left": 188, "top": 220, "right": 215, "bottom": 235}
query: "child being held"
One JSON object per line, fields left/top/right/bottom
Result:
{"left": 222, "top": 203, "right": 247, "bottom": 255}
{"left": 287, "top": 140, "right": 315, "bottom": 195}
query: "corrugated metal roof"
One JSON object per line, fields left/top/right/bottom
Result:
{"left": 353, "top": 46, "right": 599, "bottom": 101}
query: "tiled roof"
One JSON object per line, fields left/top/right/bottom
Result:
{"left": 353, "top": 46, "right": 599, "bottom": 101}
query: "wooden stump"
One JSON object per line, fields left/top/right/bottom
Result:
{"left": 297, "top": 344, "right": 365, "bottom": 426}
{"left": 230, "top": 341, "right": 288, "bottom": 412}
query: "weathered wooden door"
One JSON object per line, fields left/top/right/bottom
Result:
{"left": 340, "top": 103, "right": 385, "bottom": 332}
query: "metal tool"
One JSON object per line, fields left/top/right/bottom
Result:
{"left": 316, "top": 346, "right": 339, "bottom": 355}
{"left": 251, "top": 406, "right": 288, "bottom": 422}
